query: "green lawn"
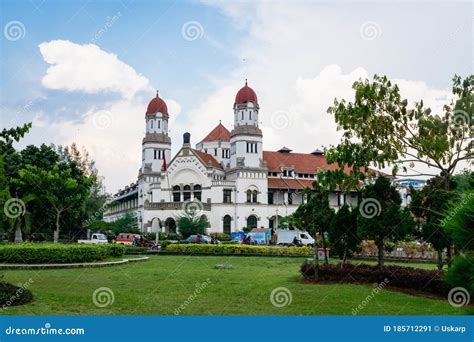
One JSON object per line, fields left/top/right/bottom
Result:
{"left": 1, "top": 255, "right": 471, "bottom": 315}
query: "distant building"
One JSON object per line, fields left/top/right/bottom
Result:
{"left": 104, "top": 82, "right": 385, "bottom": 234}
{"left": 392, "top": 178, "right": 427, "bottom": 206}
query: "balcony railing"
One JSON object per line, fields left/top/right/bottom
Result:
{"left": 144, "top": 201, "right": 212, "bottom": 211}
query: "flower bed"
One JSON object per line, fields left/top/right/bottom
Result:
{"left": 163, "top": 243, "right": 313, "bottom": 257}
{"left": 0, "top": 243, "right": 126, "bottom": 264}
{"left": 300, "top": 262, "right": 450, "bottom": 296}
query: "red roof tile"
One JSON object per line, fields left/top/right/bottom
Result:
{"left": 268, "top": 178, "right": 315, "bottom": 189}
{"left": 193, "top": 149, "right": 223, "bottom": 170}
{"left": 201, "top": 123, "right": 231, "bottom": 142}
{"left": 264, "top": 150, "right": 388, "bottom": 184}
{"left": 263, "top": 150, "right": 349, "bottom": 174}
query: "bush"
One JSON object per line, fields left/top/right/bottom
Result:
{"left": 0, "top": 281, "right": 34, "bottom": 308}
{"left": 0, "top": 243, "right": 126, "bottom": 264}
{"left": 300, "top": 262, "right": 450, "bottom": 295}
{"left": 160, "top": 240, "right": 176, "bottom": 250}
{"left": 444, "top": 256, "right": 474, "bottom": 295}
{"left": 164, "top": 244, "right": 312, "bottom": 257}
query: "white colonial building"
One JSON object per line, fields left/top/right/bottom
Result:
{"left": 104, "top": 82, "right": 374, "bottom": 234}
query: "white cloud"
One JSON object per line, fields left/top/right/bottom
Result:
{"left": 29, "top": 40, "right": 181, "bottom": 192}
{"left": 39, "top": 40, "right": 150, "bottom": 99}
{"left": 183, "top": 1, "right": 457, "bottom": 176}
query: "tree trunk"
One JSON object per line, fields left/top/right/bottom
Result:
{"left": 54, "top": 211, "right": 61, "bottom": 243}
{"left": 446, "top": 245, "right": 452, "bottom": 267}
{"left": 321, "top": 229, "right": 329, "bottom": 265}
{"left": 342, "top": 247, "right": 348, "bottom": 266}
{"left": 376, "top": 239, "right": 384, "bottom": 267}
{"left": 437, "top": 248, "right": 443, "bottom": 271}
{"left": 14, "top": 218, "right": 23, "bottom": 243}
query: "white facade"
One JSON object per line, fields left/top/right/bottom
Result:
{"left": 104, "top": 84, "right": 361, "bottom": 235}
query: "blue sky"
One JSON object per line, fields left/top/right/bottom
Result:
{"left": 1, "top": 0, "right": 472, "bottom": 191}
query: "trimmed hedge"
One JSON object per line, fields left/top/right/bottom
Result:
{"left": 300, "top": 262, "right": 450, "bottom": 296}
{"left": 0, "top": 243, "right": 126, "bottom": 264}
{"left": 163, "top": 243, "right": 313, "bottom": 257}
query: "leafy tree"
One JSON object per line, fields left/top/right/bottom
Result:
{"left": 176, "top": 211, "right": 208, "bottom": 239}
{"left": 15, "top": 165, "right": 93, "bottom": 243}
{"left": 443, "top": 190, "right": 474, "bottom": 253}
{"left": 0, "top": 155, "right": 10, "bottom": 232}
{"left": 410, "top": 176, "right": 458, "bottom": 270}
{"left": 0, "top": 123, "right": 32, "bottom": 155}
{"left": 318, "top": 75, "right": 472, "bottom": 191}
{"left": 292, "top": 185, "right": 335, "bottom": 264}
{"left": 358, "top": 177, "right": 412, "bottom": 267}
{"left": 106, "top": 212, "right": 139, "bottom": 236}
{"left": 329, "top": 204, "right": 359, "bottom": 264}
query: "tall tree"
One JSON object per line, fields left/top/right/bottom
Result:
{"left": 329, "top": 204, "right": 359, "bottom": 264}
{"left": 410, "top": 176, "right": 458, "bottom": 270}
{"left": 318, "top": 75, "right": 472, "bottom": 191}
{"left": 292, "top": 185, "right": 335, "bottom": 264}
{"left": 357, "top": 177, "right": 411, "bottom": 266}
{"left": 15, "top": 165, "right": 93, "bottom": 243}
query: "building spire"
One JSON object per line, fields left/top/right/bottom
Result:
{"left": 245, "top": 78, "right": 248, "bottom": 86}
{"left": 156, "top": 90, "right": 159, "bottom": 97}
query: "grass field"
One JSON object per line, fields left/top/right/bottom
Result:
{"left": 1, "top": 255, "right": 471, "bottom": 315}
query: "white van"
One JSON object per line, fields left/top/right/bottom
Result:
{"left": 276, "top": 229, "right": 315, "bottom": 246}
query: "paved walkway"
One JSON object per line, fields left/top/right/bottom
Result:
{"left": 0, "top": 256, "right": 149, "bottom": 270}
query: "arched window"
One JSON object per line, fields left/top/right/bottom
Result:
{"left": 252, "top": 190, "right": 258, "bottom": 203}
{"left": 246, "top": 190, "right": 252, "bottom": 203}
{"left": 193, "top": 184, "right": 202, "bottom": 201}
{"left": 223, "top": 215, "right": 232, "bottom": 235}
{"left": 158, "top": 120, "right": 161, "bottom": 129}
{"left": 172, "top": 186, "right": 181, "bottom": 202}
{"left": 150, "top": 120, "right": 154, "bottom": 129}
{"left": 183, "top": 185, "right": 191, "bottom": 201}
{"left": 247, "top": 215, "right": 257, "bottom": 229}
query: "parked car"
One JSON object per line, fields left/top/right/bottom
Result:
{"left": 78, "top": 233, "right": 108, "bottom": 244}
{"left": 276, "top": 229, "right": 315, "bottom": 247}
{"left": 180, "top": 235, "right": 220, "bottom": 244}
{"left": 115, "top": 233, "right": 141, "bottom": 246}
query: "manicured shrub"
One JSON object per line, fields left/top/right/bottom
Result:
{"left": 0, "top": 243, "right": 125, "bottom": 264}
{"left": 160, "top": 240, "right": 175, "bottom": 250}
{"left": 164, "top": 243, "right": 313, "bottom": 257}
{"left": 300, "top": 262, "right": 450, "bottom": 295}
{"left": 0, "top": 281, "right": 34, "bottom": 308}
